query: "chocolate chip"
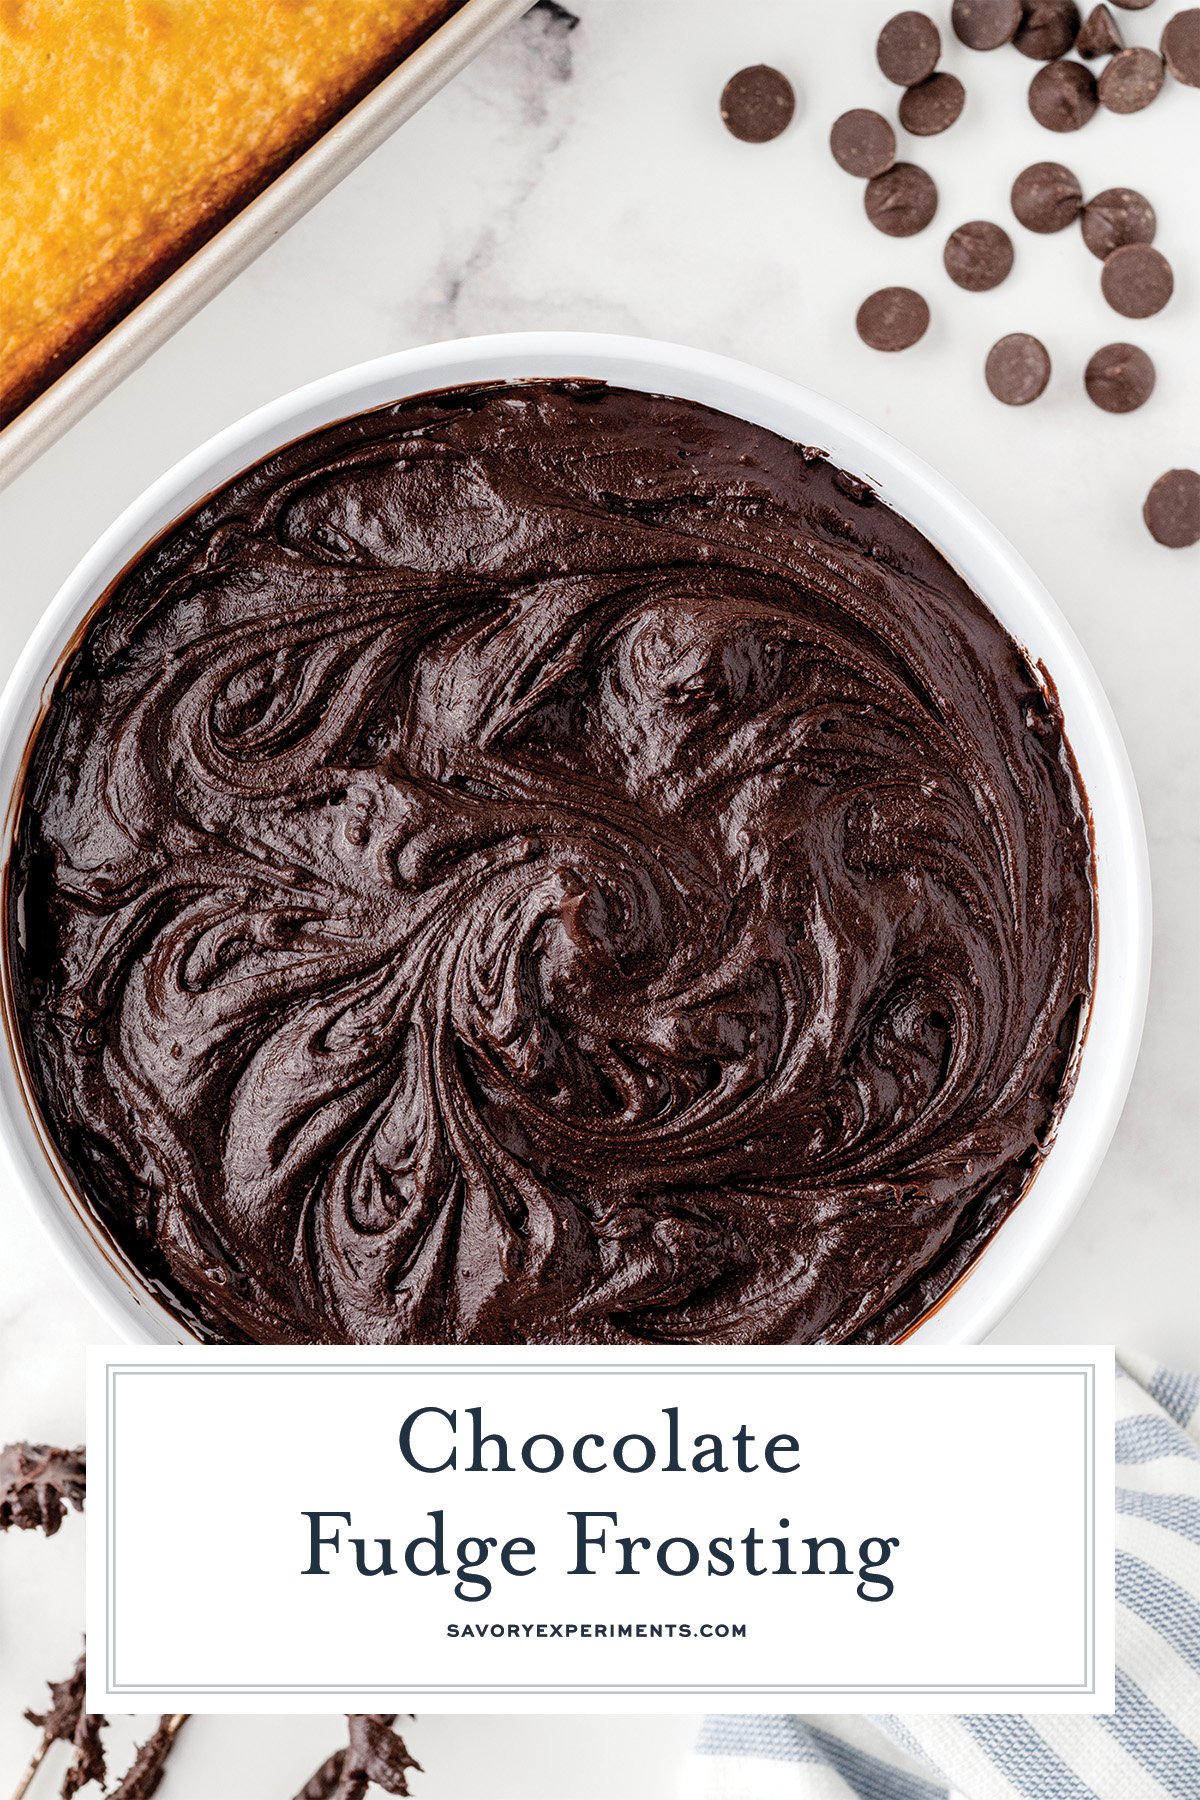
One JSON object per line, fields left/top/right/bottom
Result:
{"left": 899, "top": 72, "right": 967, "bottom": 133}
{"left": 1144, "top": 470, "right": 1200, "bottom": 548}
{"left": 1084, "top": 343, "right": 1156, "bottom": 411}
{"left": 951, "top": 0, "right": 1022, "bottom": 48}
{"left": 1015, "top": 0, "right": 1081, "bottom": 59}
{"left": 1081, "top": 187, "right": 1156, "bottom": 260}
{"left": 1101, "top": 243, "right": 1174, "bottom": 317}
{"left": 1076, "top": 4, "right": 1124, "bottom": 55}
{"left": 1110, "top": 0, "right": 1155, "bottom": 10}
{"left": 830, "top": 108, "right": 896, "bottom": 177}
{"left": 865, "top": 162, "right": 939, "bottom": 235}
{"left": 1029, "top": 59, "right": 1098, "bottom": 130}
{"left": 944, "top": 221, "right": 1015, "bottom": 289}
{"left": 1012, "top": 161, "right": 1084, "bottom": 231}
{"left": 1098, "top": 45, "right": 1165, "bottom": 110}
{"left": 720, "top": 65, "right": 795, "bottom": 142}
{"left": 1162, "top": 10, "right": 1200, "bottom": 86}
{"left": 856, "top": 287, "right": 931, "bottom": 350}
{"left": 877, "top": 11, "right": 942, "bottom": 85}
{"left": 985, "top": 334, "right": 1052, "bottom": 404}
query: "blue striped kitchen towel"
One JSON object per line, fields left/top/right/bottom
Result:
{"left": 691, "top": 1354, "right": 1200, "bottom": 1800}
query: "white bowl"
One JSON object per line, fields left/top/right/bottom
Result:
{"left": 0, "top": 332, "right": 1151, "bottom": 1346}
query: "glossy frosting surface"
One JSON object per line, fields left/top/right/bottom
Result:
{"left": 8, "top": 382, "right": 1095, "bottom": 1343}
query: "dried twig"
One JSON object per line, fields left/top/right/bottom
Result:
{"left": 13, "top": 1655, "right": 106, "bottom": 1800}
{"left": 4, "top": 1438, "right": 422, "bottom": 1800}
{"left": 3, "top": 1445, "right": 192, "bottom": 1800}
{"left": 0, "top": 1445, "right": 86, "bottom": 1537}
{"left": 105, "top": 1715, "right": 189, "bottom": 1800}
{"left": 8, "top": 1742, "right": 48, "bottom": 1800}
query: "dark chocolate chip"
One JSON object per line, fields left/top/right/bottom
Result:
{"left": 1110, "top": 0, "right": 1155, "bottom": 10}
{"left": 830, "top": 109, "right": 896, "bottom": 177}
{"left": 1101, "top": 243, "right": 1174, "bottom": 317}
{"left": 1015, "top": 0, "right": 1081, "bottom": 59}
{"left": 856, "top": 287, "right": 932, "bottom": 350}
{"left": 865, "top": 162, "right": 939, "bottom": 235}
{"left": 1029, "top": 59, "right": 1098, "bottom": 130}
{"left": 944, "top": 220, "right": 1015, "bottom": 289}
{"left": 1011, "top": 161, "right": 1084, "bottom": 231}
{"left": 951, "top": 0, "right": 1022, "bottom": 48}
{"left": 986, "top": 334, "right": 1052, "bottom": 404}
{"left": 1076, "top": 4, "right": 1124, "bottom": 55}
{"left": 899, "top": 72, "right": 967, "bottom": 133}
{"left": 1098, "top": 46, "right": 1165, "bottom": 110}
{"left": 1081, "top": 187, "right": 1156, "bottom": 260}
{"left": 1144, "top": 470, "right": 1200, "bottom": 548}
{"left": 1162, "top": 10, "right": 1200, "bottom": 86}
{"left": 877, "top": 11, "right": 942, "bottom": 85}
{"left": 720, "top": 65, "right": 796, "bottom": 142}
{"left": 1084, "top": 343, "right": 1156, "bottom": 411}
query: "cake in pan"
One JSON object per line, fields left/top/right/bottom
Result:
{"left": 0, "top": 0, "right": 459, "bottom": 426}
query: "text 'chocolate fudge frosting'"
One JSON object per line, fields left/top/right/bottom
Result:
{"left": 8, "top": 382, "right": 1095, "bottom": 1345}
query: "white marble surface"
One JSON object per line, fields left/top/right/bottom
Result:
{"left": 0, "top": 2, "right": 1197, "bottom": 1795}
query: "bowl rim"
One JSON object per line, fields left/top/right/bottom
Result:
{"left": 0, "top": 329, "right": 1152, "bottom": 1346}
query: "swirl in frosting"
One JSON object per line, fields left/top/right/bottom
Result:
{"left": 8, "top": 382, "right": 1095, "bottom": 1344}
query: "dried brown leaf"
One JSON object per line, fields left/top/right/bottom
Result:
{"left": 61, "top": 1712, "right": 107, "bottom": 1800}
{"left": 339, "top": 1715, "right": 420, "bottom": 1800}
{"left": 292, "top": 1715, "right": 420, "bottom": 1800}
{"left": 0, "top": 1443, "right": 86, "bottom": 1536}
{"left": 291, "top": 1749, "right": 346, "bottom": 1800}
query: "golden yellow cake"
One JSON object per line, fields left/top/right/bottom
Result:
{"left": 0, "top": 0, "right": 459, "bottom": 425}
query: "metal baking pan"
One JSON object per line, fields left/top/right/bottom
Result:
{"left": 0, "top": 0, "right": 532, "bottom": 492}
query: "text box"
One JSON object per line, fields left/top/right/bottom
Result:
{"left": 86, "top": 1345, "right": 1113, "bottom": 1713}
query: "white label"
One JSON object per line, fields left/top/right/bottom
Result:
{"left": 86, "top": 1345, "right": 1113, "bottom": 1713}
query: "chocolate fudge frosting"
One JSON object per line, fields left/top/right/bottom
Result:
{"left": 7, "top": 381, "right": 1095, "bottom": 1344}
